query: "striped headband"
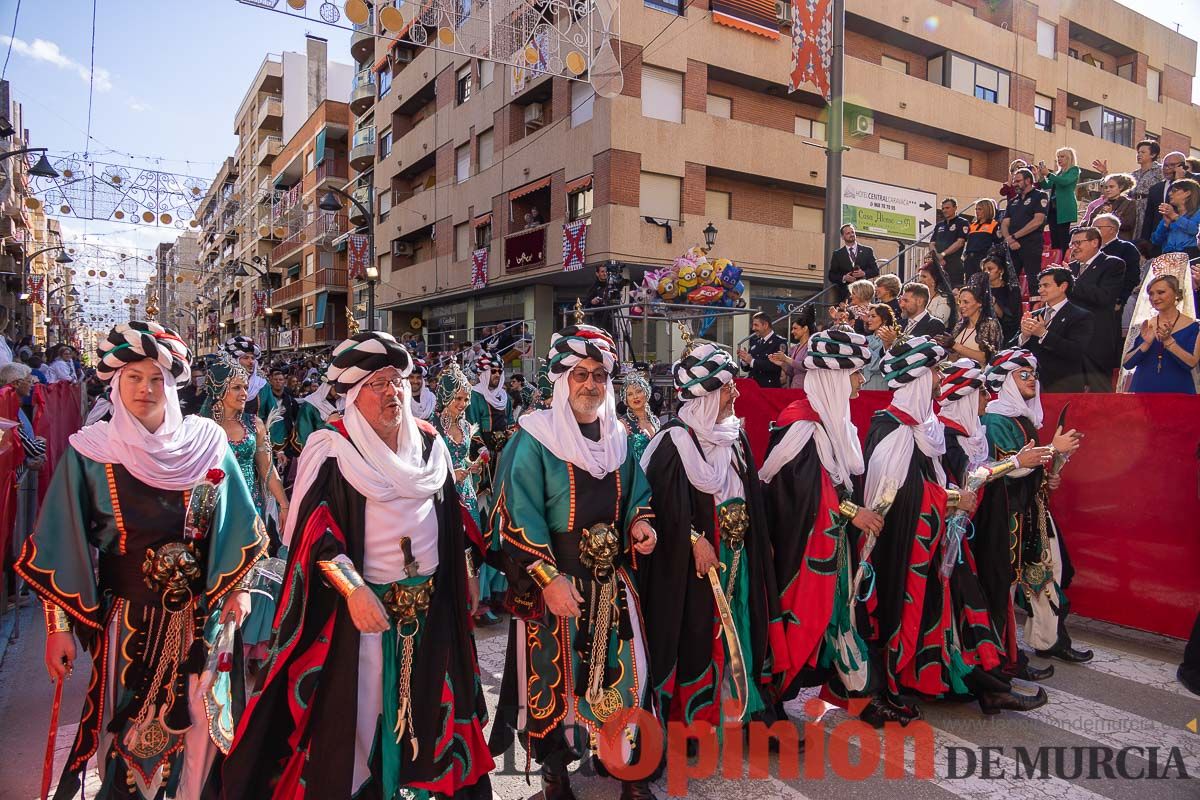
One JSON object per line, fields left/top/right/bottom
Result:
{"left": 326, "top": 331, "right": 412, "bottom": 393}
{"left": 882, "top": 335, "right": 947, "bottom": 389}
{"left": 96, "top": 321, "right": 191, "bottom": 383}
{"left": 547, "top": 324, "right": 617, "bottom": 381}
{"left": 476, "top": 351, "right": 502, "bottom": 374}
{"left": 938, "top": 357, "right": 984, "bottom": 402}
{"left": 984, "top": 348, "right": 1038, "bottom": 393}
{"left": 674, "top": 342, "right": 737, "bottom": 400}
{"left": 804, "top": 328, "right": 872, "bottom": 371}
{"left": 223, "top": 335, "right": 261, "bottom": 359}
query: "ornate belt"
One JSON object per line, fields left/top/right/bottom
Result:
{"left": 380, "top": 577, "right": 434, "bottom": 759}
{"left": 141, "top": 541, "right": 203, "bottom": 613}
{"left": 718, "top": 499, "right": 749, "bottom": 598}
{"left": 578, "top": 522, "right": 620, "bottom": 709}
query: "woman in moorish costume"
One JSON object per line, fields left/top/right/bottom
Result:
{"left": 620, "top": 370, "right": 659, "bottom": 464}
{"left": 16, "top": 321, "right": 266, "bottom": 800}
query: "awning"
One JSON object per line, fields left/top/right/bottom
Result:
{"left": 473, "top": 212, "right": 493, "bottom": 228}
{"left": 566, "top": 174, "right": 593, "bottom": 193}
{"left": 313, "top": 292, "right": 328, "bottom": 328}
{"left": 711, "top": 0, "right": 781, "bottom": 40}
{"left": 287, "top": 264, "right": 300, "bottom": 278}
{"left": 509, "top": 176, "right": 551, "bottom": 201}
{"left": 315, "top": 128, "right": 327, "bottom": 165}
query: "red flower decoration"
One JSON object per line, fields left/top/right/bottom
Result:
{"left": 206, "top": 468, "right": 226, "bottom": 485}
{"left": 479, "top": 450, "right": 491, "bottom": 464}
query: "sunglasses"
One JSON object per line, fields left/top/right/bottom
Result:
{"left": 1018, "top": 370, "right": 1039, "bottom": 380}
{"left": 568, "top": 367, "right": 610, "bottom": 385}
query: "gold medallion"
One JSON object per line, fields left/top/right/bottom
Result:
{"left": 128, "top": 720, "right": 169, "bottom": 759}
{"left": 590, "top": 686, "right": 624, "bottom": 722}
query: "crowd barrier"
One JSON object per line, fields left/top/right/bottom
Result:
{"left": 32, "top": 382, "right": 83, "bottom": 505}
{"left": 0, "top": 387, "right": 24, "bottom": 568}
{"left": 734, "top": 379, "right": 1200, "bottom": 640}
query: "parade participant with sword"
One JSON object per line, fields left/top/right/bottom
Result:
{"left": 639, "top": 331, "right": 780, "bottom": 740}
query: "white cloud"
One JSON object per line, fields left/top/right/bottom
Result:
{"left": 127, "top": 97, "right": 150, "bottom": 113}
{"left": 1, "top": 36, "right": 113, "bottom": 92}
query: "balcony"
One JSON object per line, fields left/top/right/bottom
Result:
{"left": 273, "top": 267, "right": 350, "bottom": 307}
{"left": 350, "top": 186, "right": 372, "bottom": 225}
{"left": 396, "top": 113, "right": 435, "bottom": 170}
{"left": 256, "top": 135, "right": 283, "bottom": 165}
{"left": 350, "top": 70, "right": 376, "bottom": 116}
{"left": 258, "top": 95, "right": 282, "bottom": 129}
{"left": 351, "top": 20, "right": 374, "bottom": 62}
{"left": 270, "top": 212, "right": 349, "bottom": 263}
{"left": 308, "top": 158, "right": 349, "bottom": 192}
{"left": 504, "top": 224, "right": 547, "bottom": 274}
{"left": 273, "top": 314, "right": 349, "bottom": 350}
{"left": 350, "top": 127, "right": 376, "bottom": 171}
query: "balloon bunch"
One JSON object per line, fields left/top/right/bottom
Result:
{"left": 639, "top": 245, "right": 747, "bottom": 314}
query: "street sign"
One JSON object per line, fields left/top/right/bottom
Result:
{"left": 841, "top": 177, "right": 937, "bottom": 241}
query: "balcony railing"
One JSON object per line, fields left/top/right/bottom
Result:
{"left": 273, "top": 267, "right": 349, "bottom": 306}
{"left": 257, "top": 135, "right": 283, "bottom": 165}
{"left": 314, "top": 159, "right": 349, "bottom": 184}
{"left": 258, "top": 95, "right": 282, "bottom": 128}
{"left": 351, "top": 126, "right": 376, "bottom": 150}
{"left": 270, "top": 212, "right": 349, "bottom": 263}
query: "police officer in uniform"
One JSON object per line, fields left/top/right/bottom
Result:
{"left": 932, "top": 198, "right": 970, "bottom": 288}
{"left": 737, "top": 311, "right": 786, "bottom": 388}
{"left": 1001, "top": 168, "right": 1050, "bottom": 286}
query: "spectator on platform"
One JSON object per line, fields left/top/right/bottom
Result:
{"left": 1, "top": 362, "right": 47, "bottom": 562}
{"left": 944, "top": 282, "right": 1003, "bottom": 366}
{"left": 25, "top": 355, "right": 48, "bottom": 385}
{"left": 1123, "top": 275, "right": 1199, "bottom": 395}
{"left": 860, "top": 303, "right": 898, "bottom": 390}
{"left": 1066, "top": 225, "right": 1126, "bottom": 392}
{"left": 1082, "top": 173, "right": 1138, "bottom": 240}
{"left": 1094, "top": 212, "right": 1144, "bottom": 315}
{"left": 932, "top": 198, "right": 970, "bottom": 287}
{"left": 768, "top": 305, "right": 816, "bottom": 390}
{"left": 999, "top": 158, "right": 1029, "bottom": 208}
{"left": 1037, "top": 147, "right": 1081, "bottom": 255}
{"left": 1018, "top": 267, "right": 1093, "bottom": 393}
{"left": 1095, "top": 139, "right": 1162, "bottom": 243}
{"left": 964, "top": 199, "right": 1003, "bottom": 280}
{"left": 1001, "top": 168, "right": 1050, "bottom": 285}
{"left": 1141, "top": 152, "right": 1192, "bottom": 256}
{"left": 899, "top": 282, "right": 947, "bottom": 338}
{"left": 44, "top": 344, "right": 79, "bottom": 383}
{"left": 737, "top": 311, "right": 786, "bottom": 388}
{"left": 1150, "top": 178, "right": 1200, "bottom": 257}
{"left": 0, "top": 306, "right": 12, "bottom": 367}
{"left": 873, "top": 274, "right": 902, "bottom": 319}
{"left": 917, "top": 257, "right": 956, "bottom": 327}
{"left": 982, "top": 254, "right": 1022, "bottom": 343}
{"left": 827, "top": 224, "right": 879, "bottom": 302}
{"left": 843, "top": 278, "right": 876, "bottom": 335}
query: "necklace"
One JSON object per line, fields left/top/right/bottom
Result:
{"left": 1156, "top": 312, "right": 1181, "bottom": 373}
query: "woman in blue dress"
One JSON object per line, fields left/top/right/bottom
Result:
{"left": 1123, "top": 274, "right": 1199, "bottom": 394}
{"left": 620, "top": 369, "right": 659, "bottom": 462}
{"left": 202, "top": 358, "right": 290, "bottom": 667}
{"left": 435, "top": 362, "right": 503, "bottom": 624}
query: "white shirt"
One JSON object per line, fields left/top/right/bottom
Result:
{"left": 362, "top": 495, "right": 440, "bottom": 582}
{"left": 1019, "top": 297, "right": 1068, "bottom": 345}
{"left": 45, "top": 359, "right": 77, "bottom": 383}
{"left": 904, "top": 310, "right": 928, "bottom": 332}
{"left": 0, "top": 338, "right": 11, "bottom": 368}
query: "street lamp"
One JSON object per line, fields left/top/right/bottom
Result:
{"left": 231, "top": 255, "right": 276, "bottom": 358}
{"left": 318, "top": 187, "right": 376, "bottom": 331}
{"left": 703, "top": 222, "right": 718, "bottom": 250}
{"left": 0, "top": 147, "right": 60, "bottom": 178}
{"left": 17, "top": 247, "right": 73, "bottom": 303}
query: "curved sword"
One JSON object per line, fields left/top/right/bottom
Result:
{"left": 706, "top": 564, "right": 749, "bottom": 721}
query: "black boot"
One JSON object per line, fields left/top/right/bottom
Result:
{"left": 1035, "top": 642, "right": 1093, "bottom": 663}
{"left": 540, "top": 765, "right": 577, "bottom": 800}
{"left": 620, "top": 780, "right": 656, "bottom": 800}
{"left": 1009, "top": 660, "right": 1054, "bottom": 682}
{"left": 978, "top": 687, "right": 1048, "bottom": 715}
{"left": 859, "top": 696, "right": 921, "bottom": 729}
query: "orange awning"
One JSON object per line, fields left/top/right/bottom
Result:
{"left": 566, "top": 174, "right": 593, "bottom": 193}
{"left": 509, "top": 176, "right": 551, "bottom": 200}
{"left": 473, "top": 212, "right": 493, "bottom": 228}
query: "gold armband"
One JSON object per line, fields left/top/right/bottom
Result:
{"left": 464, "top": 548, "right": 478, "bottom": 580}
{"left": 838, "top": 499, "right": 860, "bottom": 519}
{"left": 689, "top": 530, "right": 702, "bottom": 545}
{"left": 982, "top": 457, "right": 1019, "bottom": 480}
{"left": 946, "top": 488, "right": 962, "bottom": 506}
{"left": 317, "top": 556, "right": 366, "bottom": 599}
{"left": 528, "top": 560, "right": 560, "bottom": 589}
{"left": 44, "top": 601, "right": 71, "bottom": 635}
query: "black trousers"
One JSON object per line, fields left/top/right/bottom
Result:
{"left": 1012, "top": 236, "right": 1044, "bottom": 284}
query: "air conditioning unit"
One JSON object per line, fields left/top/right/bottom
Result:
{"left": 395, "top": 49, "right": 414, "bottom": 64}
{"left": 851, "top": 113, "right": 874, "bottom": 136}
{"left": 775, "top": 0, "right": 793, "bottom": 24}
{"left": 524, "top": 102, "right": 545, "bottom": 129}
{"left": 393, "top": 241, "right": 415, "bottom": 257}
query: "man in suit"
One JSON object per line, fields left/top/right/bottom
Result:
{"left": 1094, "top": 212, "right": 1143, "bottom": 313}
{"left": 1139, "top": 151, "right": 1194, "bottom": 256}
{"left": 828, "top": 224, "right": 878, "bottom": 302}
{"left": 898, "top": 282, "right": 947, "bottom": 338}
{"left": 1017, "top": 267, "right": 1094, "bottom": 393}
{"left": 1065, "top": 226, "right": 1125, "bottom": 391}
{"left": 737, "top": 311, "right": 786, "bottom": 387}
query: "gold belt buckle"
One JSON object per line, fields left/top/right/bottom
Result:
{"left": 141, "top": 541, "right": 202, "bottom": 612}
{"left": 718, "top": 501, "right": 749, "bottom": 550}
{"left": 579, "top": 521, "right": 619, "bottom": 583}
{"left": 382, "top": 580, "right": 434, "bottom": 624}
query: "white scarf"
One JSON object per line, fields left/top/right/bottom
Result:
{"left": 69, "top": 363, "right": 228, "bottom": 491}
{"left": 864, "top": 373, "right": 946, "bottom": 507}
{"left": 518, "top": 377, "right": 627, "bottom": 479}
{"left": 301, "top": 382, "right": 341, "bottom": 419}
{"left": 986, "top": 372, "right": 1044, "bottom": 429}
{"left": 410, "top": 384, "right": 436, "bottom": 420}
{"left": 758, "top": 369, "right": 863, "bottom": 490}
{"left": 284, "top": 375, "right": 451, "bottom": 547}
{"left": 247, "top": 365, "right": 268, "bottom": 400}
{"left": 939, "top": 391, "right": 989, "bottom": 469}
{"left": 641, "top": 390, "right": 744, "bottom": 504}
{"left": 472, "top": 366, "right": 508, "bottom": 410}
{"left": 85, "top": 394, "right": 113, "bottom": 426}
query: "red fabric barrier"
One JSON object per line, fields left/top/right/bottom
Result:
{"left": 33, "top": 382, "right": 84, "bottom": 505}
{"left": 0, "top": 386, "right": 26, "bottom": 569}
{"left": 734, "top": 379, "right": 1200, "bottom": 639}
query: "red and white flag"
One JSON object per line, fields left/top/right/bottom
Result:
{"left": 471, "top": 247, "right": 489, "bottom": 289}
{"left": 789, "top": 0, "right": 833, "bottom": 100}
{"left": 347, "top": 234, "right": 370, "bottom": 280}
{"left": 562, "top": 220, "right": 588, "bottom": 272}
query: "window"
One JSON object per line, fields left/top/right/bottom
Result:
{"left": 455, "top": 222, "right": 471, "bottom": 261}
{"left": 305, "top": 304, "right": 314, "bottom": 326}
{"left": 570, "top": 80, "right": 594, "bottom": 127}
{"left": 1034, "top": 93, "right": 1053, "bottom": 132}
{"left": 644, "top": 0, "right": 683, "bottom": 14}
{"left": 793, "top": 205, "right": 823, "bottom": 231}
{"left": 477, "top": 128, "right": 494, "bottom": 171}
{"left": 305, "top": 252, "right": 315, "bottom": 276}
{"left": 705, "top": 190, "right": 731, "bottom": 220}
{"left": 379, "top": 128, "right": 392, "bottom": 159}
{"left": 879, "top": 138, "right": 906, "bottom": 159}
{"left": 379, "top": 189, "right": 392, "bottom": 218}
{"left": 706, "top": 94, "right": 731, "bottom": 118}
{"left": 947, "top": 154, "right": 971, "bottom": 174}
{"left": 455, "top": 143, "right": 471, "bottom": 183}
{"left": 1147, "top": 68, "right": 1161, "bottom": 102}
{"left": 379, "top": 67, "right": 392, "bottom": 98}
{"left": 475, "top": 220, "right": 492, "bottom": 248}
{"left": 1068, "top": 48, "right": 1079, "bottom": 59}
{"left": 880, "top": 55, "right": 908, "bottom": 75}
{"left": 1101, "top": 109, "right": 1133, "bottom": 147}
{"left": 456, "top": 64, "right": 472, "bottom": 105}
{"left": 305, "top": 149, "right": 315, "bottom": 172}
{"left": 794, "top": 116, "right": 826, "bottom": 140}
{"left": 928, "top": 52, "right": 1010, "bottom": 106}
{"left": 639, "top": 172, "right": 681, "bottom": 221}
{"left": 641, "top": 66, "right": 683, "bottom": 123}
{"left": 480, "top": 59, "right": 495, "bottom": 88}
{"left": 1036, "top": 20, "right": 1056, "bottom": 59}
{"left": 569, "top": 188, "right": 593, "bottom": 222}
{"left": 1116, "top": 62, "right": 1134, "bottom": 82}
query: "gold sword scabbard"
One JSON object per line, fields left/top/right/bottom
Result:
{"left": 707, "top": 566, "right": 749, "bottom": 722}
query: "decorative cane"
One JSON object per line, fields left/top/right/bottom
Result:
{"left": 41, "top": 676, "right": 64, "bottom": 800}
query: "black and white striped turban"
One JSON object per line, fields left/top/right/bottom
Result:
{"left": 939, "top": 358, "right": 984, "bottom": 402}
{"left": 547, "top": 325, "right": 617, "bottom": 382}
{"left": 222, "top": 335, "right": 261, "bottom": 360}
{"left": 803, "top": 329, "right": 871, "bottom": 371}
{"left": 882, "top": 335, "right": 946, "bottom": 389}
{"left": 476, "top": 351, "right": 502, "bottom": 374}
{"left": 413, "top": 358, "right": 429, "bottom": 378}
{"left": 326, "top": 331, "right": 412, "bottom": 393}
{"left": 984, "top": 348, "right": 1037, "bottom": 393}
{"left": 96, "top": 321, "right": 191, "bottom": 383}
{"left": 674, "top": 342, "right": 737, "bottom": 400}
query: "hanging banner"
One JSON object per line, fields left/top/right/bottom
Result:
{"left": 26, "top": 273, "right": 45, "bottom": 305}
{"left": 471, "top": 247, "right": 489, "bottom": 289}
{"left": 253, "top": 290, "right": 268, "bottom": 317}
{"left": 207, "top": 310, "right": 219, "bottom": 336}
{"left": 347, "top": 234, "right": 370, "bottom": 279}
{"left": 788, "top": 0, "right": 833, "bottom": 100}
{"left": 562, "top": 220, "right": 588, "bottom": 272}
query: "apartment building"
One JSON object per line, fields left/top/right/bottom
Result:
{"left": 347, "top": 0, "right": 1200, "bottom": 361}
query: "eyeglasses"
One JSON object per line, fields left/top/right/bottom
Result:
{"left": 364, "top": 377, "right": 405, "bottom": 393}
{"left": 1018, "top": 370, "right": 1039, "bottom": 380}
{"left": 568, "top": 367, "right": 610, "bottom": 385}
{"left": 1068, "top": 240, "right": 1089, "bottom": 248}
{"left": 1165, "top": 161, "right": 1185, "bottom": 170}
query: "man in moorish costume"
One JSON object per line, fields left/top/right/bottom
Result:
{"left": 489, "top": 323, "right": 658, "bottom": 800}
{"left": 217, "top": 331, "right": 492, "bottom": 800}
{"left": 639, "top": 340, "right": 780, "bottom": 736}
{"left": 221, "top": 336, "right": 268, "bottom": 417}
{"left": 757, "top": 330, "right": 881, "bottom": 708}
{"left": 977, "top": 348, "right": 1086, "bottom": 678}
{"left": 16, "top": 321, "right": 266, "bottom": 800}
{"left": 292, "top": 372, "right": 343, "bottom": 450}
{"left": 409, "top": 358, "right": 437, "bottom": 423}
{"left": 467, "top": 350, "right": 514, "bottom": 478}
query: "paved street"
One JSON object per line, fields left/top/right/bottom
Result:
{"left": 0, "top": 601, "right": 1195, "bottom": 798}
